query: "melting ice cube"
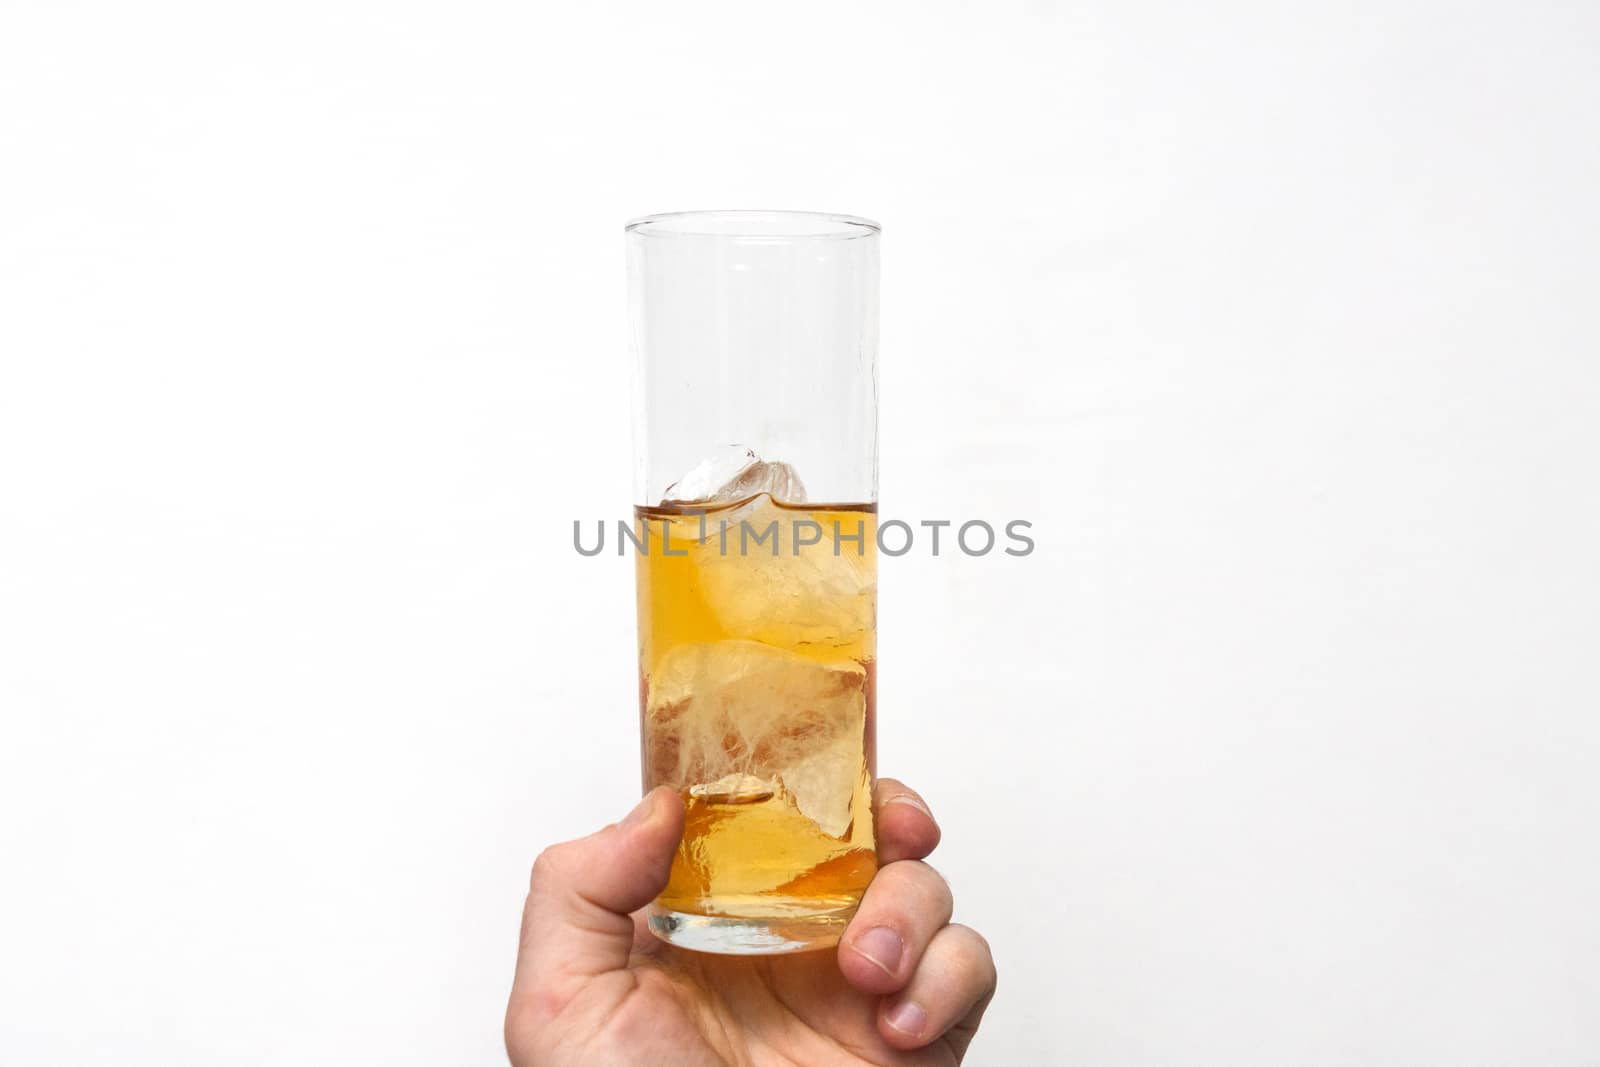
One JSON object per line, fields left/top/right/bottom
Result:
{"left": 646, "top": 640, "right": 867, "bottom": 839}
{"left": 663, "top": 446, "right": 807, "bottom": 506}
{"left": 689, "top": 493, "right": 875, "bottom": 652}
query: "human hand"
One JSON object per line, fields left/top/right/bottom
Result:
{"left": 505, "top": 779, "right": 996, "bottom": 1066}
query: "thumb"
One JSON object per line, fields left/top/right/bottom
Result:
{"left": 510, "top": 786, "right": 683, "bottom": 1007}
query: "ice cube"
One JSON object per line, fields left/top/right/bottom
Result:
{"left": 646, "top": 640, "right": 867, "bottom": 838}
{"left": 688, "top": 773, "right": 775, "bottom": 805}
{"left": 689, "top": 494, "right": 875, "bottom": 653}
{"left": 663, "top": 446, "right": 807, "bottom": 505}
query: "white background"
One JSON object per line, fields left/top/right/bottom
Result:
{"left": 2, "top": 1, "right": 1597, "bottom": 1064}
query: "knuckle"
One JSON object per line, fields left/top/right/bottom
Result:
{"left": 875, "top": 859, "right": 953, "bottom": 919}
{"left": 912, "top": 860, "right": 955, "bottom": 910}
{"left": 528, "top": 843, "right": 572, "bottom": 890}
{"left": 948, "top": 924, "right": 998, "bottom": 987}
{"left": 509, "top": 980, "right": 573, "bottom": 1033}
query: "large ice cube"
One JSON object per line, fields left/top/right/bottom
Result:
{"left": 646, "top": 640, "right": 867, "bottom": 838}
{"left": 663, "top": 446, "right": 807, "bottom": 506}
{"left": 690, "top": 494, "right": 875, "bottom": 653}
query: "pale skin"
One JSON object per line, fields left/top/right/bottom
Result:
{"left": 506, "top": 779, "right": 997, "bottom": 1066}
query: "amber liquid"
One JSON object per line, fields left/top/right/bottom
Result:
{"left": 635, "top": 497, "right": 876, "bottom": 943}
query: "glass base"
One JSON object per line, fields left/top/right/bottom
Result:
{"left": 647, "top": 904, "right": 857, "bottom": 955}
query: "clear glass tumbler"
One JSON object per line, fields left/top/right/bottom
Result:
{"left": 627, "top": 210, "right": 880, "bottom": 954}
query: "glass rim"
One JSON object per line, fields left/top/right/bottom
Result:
{"left": 625, "top": 209, "right": 880, "bottom": 241}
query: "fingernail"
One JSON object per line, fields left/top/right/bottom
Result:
{"left": 853, "top": 926, "right": 904, "bottom": 976}
{"left": 887, "top": 793, "right": 934, "bottom": 819}
{"left": 620, "top": 792, "right": 657, "bottom": 831}
{"left": 885, "top": 999, "right": 927, "bottom": 1036}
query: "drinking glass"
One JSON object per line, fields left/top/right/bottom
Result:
{"left": 627, "top": 210, "right": 880, "bottom": 953}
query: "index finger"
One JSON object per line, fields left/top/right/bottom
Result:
{"left": 874, "top": 778, "right": 941, "bottom": 865}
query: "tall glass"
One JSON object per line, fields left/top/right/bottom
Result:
{"left": 627, "top": 210, "right": 880, "bottom": 954}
